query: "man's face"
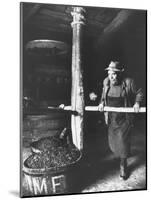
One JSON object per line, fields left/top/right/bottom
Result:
{"left": 108, "top": 70, "right": 119, "bottom": 85}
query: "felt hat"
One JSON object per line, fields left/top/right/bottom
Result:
{"left": 105, "top": 61, "right": 124, "bottom": 72}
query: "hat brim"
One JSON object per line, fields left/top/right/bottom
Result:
{"left": 105, "top": 67, "right": 124, "bottom": 72}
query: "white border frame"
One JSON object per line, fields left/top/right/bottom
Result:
{"left": 0, "top": 0, "right": 150, "bottom": 199}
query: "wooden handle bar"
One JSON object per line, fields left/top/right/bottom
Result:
{"left": 48, "top": 105, "right": 146, "bottom": 113}
{"left": 85, "top": 106, "right": 146, "bottom": 113}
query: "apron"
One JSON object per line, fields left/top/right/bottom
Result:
{"left": 107, "top": 85, "right": 131, "bottom": 158}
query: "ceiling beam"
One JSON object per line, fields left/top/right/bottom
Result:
{"left": 24, "top": 4, "right": 41, "bottom": 23}
{"left": 94, "top": 9, "right": 136, "bottom": 48}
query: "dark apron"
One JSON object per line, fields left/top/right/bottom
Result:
{"left": 107, "top": 93, "right": 131, "bottom": 158}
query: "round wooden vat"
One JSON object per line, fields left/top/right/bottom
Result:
{"left": 22, "top": 152, "right": 82, "bottom": 197}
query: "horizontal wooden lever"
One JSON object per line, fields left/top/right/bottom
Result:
{"left": 48, "top": 105, "right": 146, "bottom": 113}
{"left": 85, "top": 106, "right": 146, "bottom": 113}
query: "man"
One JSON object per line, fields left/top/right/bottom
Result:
{"left": 98, "top": 61, "right": 143, "bottom": 180}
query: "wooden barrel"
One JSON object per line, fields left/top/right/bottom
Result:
{"left": 22, "top": 152, "right": 82, "bottom": 197}
{"left": 23, "top": 111, "right": 68, "bottom": 147}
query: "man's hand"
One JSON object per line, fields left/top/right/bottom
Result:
{"left": 89, "top": 92, "right": 98, "bottom": 101}
{"left": 133, "top": 102, "right": 140, "bottom": 113}
{"left": 59, "top": 104, "right": 65, "bottom": 109}
{"left": 98, "top": 103, "right": 104, "bottom": 112}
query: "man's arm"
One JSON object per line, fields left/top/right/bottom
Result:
{"left": 130, "top": 79, "right": 143, "bottom": 112}
{"left": 98, "top": 78, "right": 108, "bottom": 111}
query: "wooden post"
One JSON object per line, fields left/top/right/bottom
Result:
{"left": 70, "top": 7, "right": 86, "bottom": 151}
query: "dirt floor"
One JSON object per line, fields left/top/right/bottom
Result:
{"left": 80, "top": 114, "right": 146, "bottom": 193}
{"left": 21, "top": 114, "right": 146, "bottom": 195}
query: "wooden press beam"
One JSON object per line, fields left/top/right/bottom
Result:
{"left": 70, "top": 7, "right": 86, "bottom": 151}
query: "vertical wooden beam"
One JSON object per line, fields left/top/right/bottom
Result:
{"left": 70, "top": 7, "right": 86, "bottom": 151}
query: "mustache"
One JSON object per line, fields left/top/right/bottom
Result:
{"left": 110, "top": 79, "right": 118, "bottom": 84}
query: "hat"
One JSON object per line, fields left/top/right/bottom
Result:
{"left": 105, "top": 61, "right": 124, "bottom": 72}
